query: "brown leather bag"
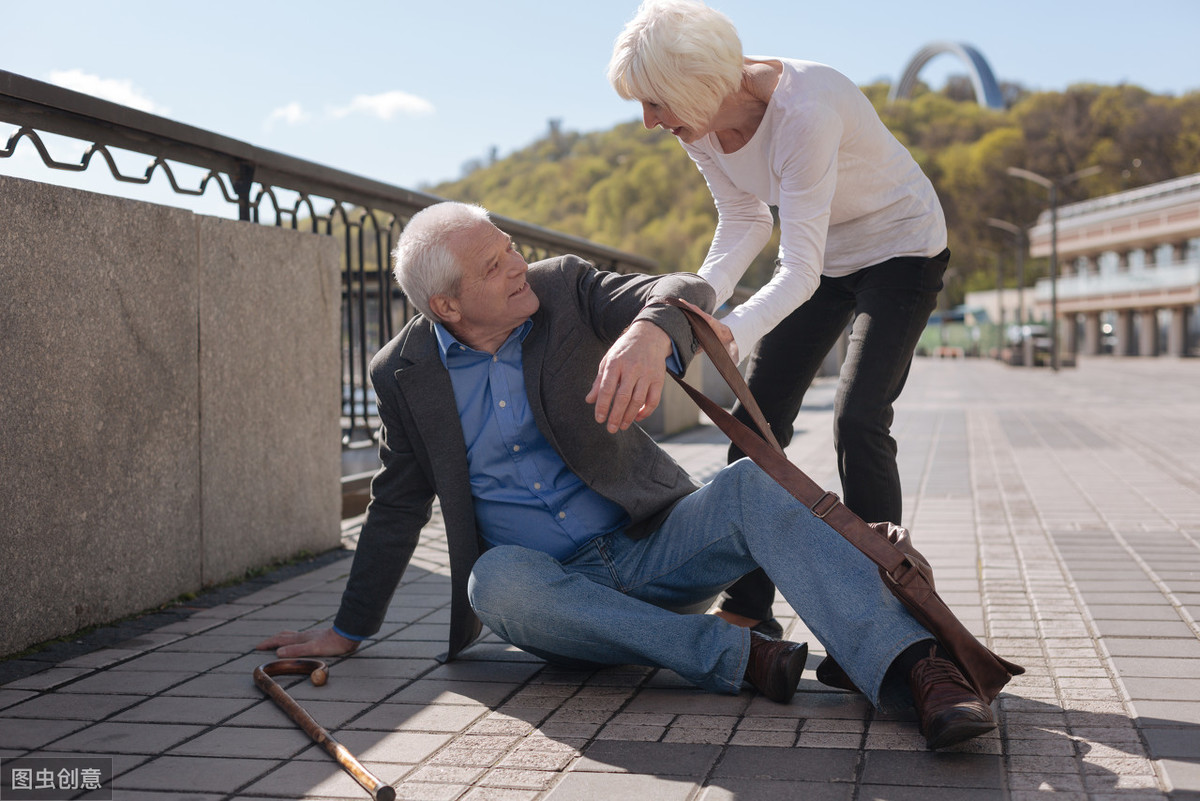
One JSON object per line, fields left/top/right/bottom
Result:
{"left": 663, "top": 298, "right": 1023, "bottom": 703}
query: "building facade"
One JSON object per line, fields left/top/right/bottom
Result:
{"left": 1029, "top": 173, "right": 1200, "bottom": 357}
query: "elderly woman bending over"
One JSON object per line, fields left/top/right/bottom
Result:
{"left": 608, "top": 0, "right": 950, "bottom": 640}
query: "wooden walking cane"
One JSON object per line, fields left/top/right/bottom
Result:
{"left": 253, "top": 659, "right": 396, "bottom": 801}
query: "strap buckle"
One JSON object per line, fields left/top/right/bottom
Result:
{"left": 810, "top": 491, "right": 840, "bottom": 519}
{"left": 883, "top": 554, "right": 919, "bottom": 587}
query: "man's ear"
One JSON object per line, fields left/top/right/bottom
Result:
{"left": 429, "top": 294, "right": 460, "bottom": 324}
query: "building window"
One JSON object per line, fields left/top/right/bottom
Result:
{"left": 1128, "top": 249, "right": 1145, "bottom": 271}
{"left": 1187, "top": 238, "right": 1200, "bottom": 262}
{"left": 1155, "top": 243, "right": 1176, "bottom": 267}
{"left": 1098, "top": 251, "right": 1120, "bottom": 275}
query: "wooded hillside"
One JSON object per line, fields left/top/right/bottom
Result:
{"left": 430, "top": 82, "right": 1200, "bottom": 304}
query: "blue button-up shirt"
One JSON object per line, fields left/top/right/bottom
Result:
{"left": 433, "top": 320, "right": 631, "bottom": 561}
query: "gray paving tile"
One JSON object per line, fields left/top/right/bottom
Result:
{"left": 1158, "top": 758, "right": 1200, "bottom": 795}
{"left": 294, "top": 731, "right": 452, "bottom": 765}
{"left": 0, "top": 717, "right": 90, "bottom": 749}
{"left": 58, "top": 669, "right": 192, "bottom": 696}
{"left": 170, "top": 725, "right": 315, "bottom": 759}
{"left": 1122, "top": 677, "right": 1200, "bottom": 701}
{"left": 224, "top": 698, "right": 370, "bottom": 729}
{"left": 354, "top": 639, "right": 448, "bottom": 660}
{"left": 860, "top": 750, "right": 1004, "bottom": 788}
{"left": 98, "top": 792, "right": 224, "bottom": 801}
{"left": 157, "top": 634, "right": 266, "bottom": 653}
{"left": 1, "top": 692, "right": 141, "bottom": 720}
{"left": 857, "top": 787, "right": 1005, "bottom": 801}
{"left": 56, "top": 648, "right": 144, "bottom": 669}
{"left": 110, "top": 650, "right": 237, "bottom": 673}
{"left": 547, "top": 772, "right": 696, "bottom": 800}
{"left": 211, "top": 652, "right": 289, "bottom": 674}
{"left": 1106, "top": 639, "right": 1200, "bottom": 659}
{"left": 1095, "top": 620, "right": 1196, "bottom": 638}
{"left": 709, "top": 745, "right": 858, "bottom": 783}
{"left": 110, "top": 695, "right": 258, "bottom": 724}
{"left": 26, "top": 749, "right": 150, "bottom": 780}
{"left": 420, "top": 661, "right": 546, "bottom": 684}
{"left": 1112, "top": 656, "right": 1200, "bottom": 678}
{"left": 2, "top": 668, "right": 93, "bottom": 690}
{"left": 238, "top": 759, "right": 410, "bottom": 799}
{"left": 1131, "top": 700, "right": 1200, "bottom": 725}
{"left": 50, "top": 722, "right": 206, "bottom": 754}
{"left": 312, "top": 656, "right": 434, "bottom": 681}
{"left": 1141, "top": 725, "right": 1200, "bottom": 760}
{"left": 347, "top": 702, "right": 488, "bottom": 732}
{"left": 118, "top": 755, "right": 277, "bottom": 793}
{"left": 0, "top": 689, "right": 37, "bottom": 710}
{"left": 1085, "top": 605, "right": 1187, "bottom": 621}
{"left": 573, "top": 740, "right": 721, "bottom": 776}
{"left": 387, "top": 680, "right": 520, "bottom": 707}
{"left": 160, "top": 672, "right": 263, "bottom": 699}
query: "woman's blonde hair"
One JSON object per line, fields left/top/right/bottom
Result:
{"left": 607, "top": 0, "right": 743, "bottom": 130}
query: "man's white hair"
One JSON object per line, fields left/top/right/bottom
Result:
{"left": 392, "top": 201, "right": 491, "bottom": 320}
{"left": 607, "top": 0, "right": 743, "bottom": 131}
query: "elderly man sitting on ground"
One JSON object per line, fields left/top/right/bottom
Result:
{"left": 258, "top": 201, "right": 996, "bottom": 749}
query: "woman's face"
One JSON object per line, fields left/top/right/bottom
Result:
{"left": 641, "top": 101, "right": 707, "bottom": 144}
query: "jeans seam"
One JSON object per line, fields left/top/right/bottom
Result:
{"left": 592, "top": 536, "right": 626, "bottom": 593}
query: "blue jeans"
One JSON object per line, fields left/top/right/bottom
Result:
{"left": 468, "top": 459, "right": 931, "bottom": 706}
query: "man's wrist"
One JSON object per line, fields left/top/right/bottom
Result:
{"left": 628, "top": 319, "right": 673, "bottom": 357}
{"left": 332, "top": 625, "right": 367, "bottom": 643}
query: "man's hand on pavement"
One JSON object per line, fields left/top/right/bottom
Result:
{"left": 255, "top": 628, "right": 359, "bottom": 659}
{"left": 586, "top": 320, "right": 673, "bottom": 434}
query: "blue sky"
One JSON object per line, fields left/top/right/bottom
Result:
{"left": 3, "top": 0, "right": 1198, "bottom": 216}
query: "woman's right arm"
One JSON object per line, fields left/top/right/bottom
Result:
{"left": 685, "top": 145, "right": 774, "bottom": 307}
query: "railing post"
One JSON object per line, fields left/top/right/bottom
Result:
{"left": 233, "top": 162, "right": 256, "bottom": 222}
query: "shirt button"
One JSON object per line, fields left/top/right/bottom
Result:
{"left": 493, "top": 355, "right": 498, "bottom": 362}
{"left": 533, "top": 482, "right": 542, "bottom": 490}
{"left": 558, "top": 511, "right": 566, "bottom": 519}
{"left": 499, "top": 400, "right": 507, "bottom": 408}
{"left": 512, "top": 445, "right": 520, "bottom": 452}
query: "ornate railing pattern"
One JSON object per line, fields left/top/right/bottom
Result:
{"left": 1, "top": 70, "right": 658, "bottom": 446}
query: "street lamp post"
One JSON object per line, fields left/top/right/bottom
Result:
{"left": 1005, "top": 165, "right": 1101, "bottom": 371}
{"left": 987, "top": 217, "right": 1028, "bottom": 356}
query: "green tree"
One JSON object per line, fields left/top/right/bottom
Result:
{"left": 430, "top": 81, "right": 1197, "bottom": 306}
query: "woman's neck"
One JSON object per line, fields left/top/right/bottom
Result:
{"left": 711, "top": 60, "right": 782, "bottom": 154}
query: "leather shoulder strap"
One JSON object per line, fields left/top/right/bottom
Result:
{"left": 660, "top": 298, "right": 907, "bottom": 575}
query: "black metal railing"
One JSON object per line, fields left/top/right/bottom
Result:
{"left": 0, "top": 70, "right": 658, "bottom": 447}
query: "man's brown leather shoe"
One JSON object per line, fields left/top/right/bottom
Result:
{"left": 909, "top": 648, "right": 996, "bottom": 749}
{"left": 744, "top": 631, "right": 807, "bottom": 703}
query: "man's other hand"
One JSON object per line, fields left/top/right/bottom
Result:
{"left": 586, "top": 320, "right": 672, "bottom": 434}
{"left": 255, "top": 628, "right": 359, "bottom": 659}
{"left": 677, "top": 299, "right": 738, "bottom": 364}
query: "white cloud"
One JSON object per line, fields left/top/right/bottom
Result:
{"left": 330, "top": 91, "right": 435, "bottom": 120}
{"left": 266, "top": 101, "right": 311, "bottom": 128}
{"left": 46, "top": 69, "right": 169, "bottom": 116}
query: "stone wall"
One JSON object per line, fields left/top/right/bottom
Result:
{"left": 0, "top": 175, "right": 342, "bottom": 655}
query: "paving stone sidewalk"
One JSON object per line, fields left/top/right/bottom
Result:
{"left": 2, "top": 357, "right": 1198, "bottom": 800}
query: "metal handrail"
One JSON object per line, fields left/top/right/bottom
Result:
{"left": 1, "top": 69, "right": 659, "bottom": 446}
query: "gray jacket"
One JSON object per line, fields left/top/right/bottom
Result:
{"left": 334, "top": 255, "right": 716, "bottom": 659}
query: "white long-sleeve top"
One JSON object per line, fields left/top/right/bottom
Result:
{"left": 684, "top": 58, "right": 947, "bottom": 357}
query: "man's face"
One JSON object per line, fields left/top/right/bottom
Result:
{"left": 439, "top": 220, "right": 540, "bottom": 352}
